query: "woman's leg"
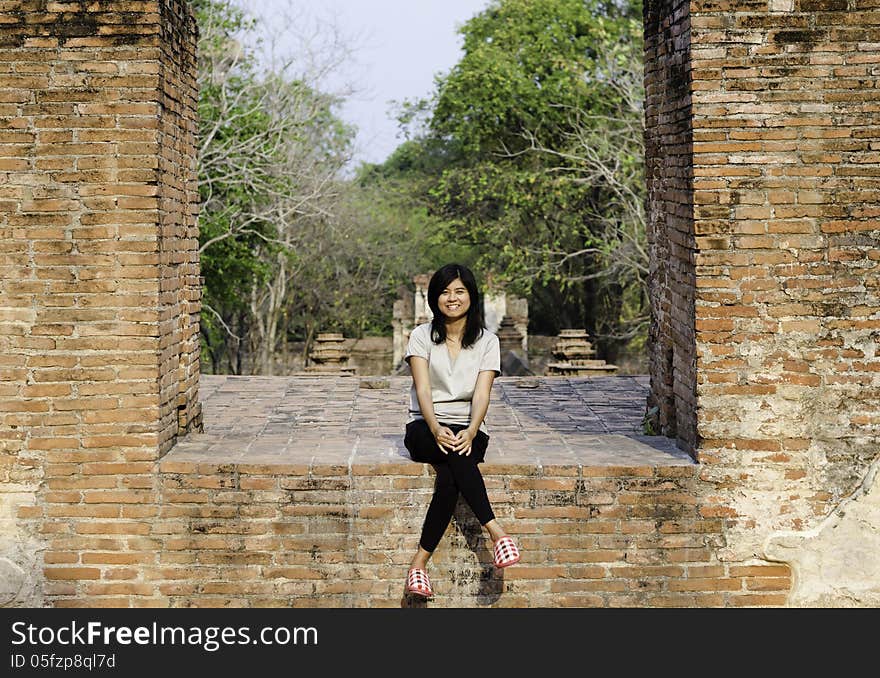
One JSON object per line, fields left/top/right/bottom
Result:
{"left": 404, "top": 421, "right": 511, "bottom": 571}
{"left": 405, "top": 420, "right": 457, "bottom": 571}
{"left": 443, "top": 431, "right": 509, "bottom": 543}
{"left": 410, "top": 463, "right": 457, "bottom": 569}
{"left": 444, "top": 451, "right": 495, "bottom": 525}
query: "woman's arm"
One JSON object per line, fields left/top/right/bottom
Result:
{"left": 453, "top": 370, "right": 496, "bottom": 455}
{"left": 409, "top": 356, "right": 456, "bottom": 453}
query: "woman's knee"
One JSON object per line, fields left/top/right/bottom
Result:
{"left": 447, "top": 450, "right": 481, "bottom": 469}
{"left": 405, "top": 420, "right": 444, "bottom": 462}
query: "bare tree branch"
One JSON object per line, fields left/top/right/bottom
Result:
{"left": 201, "top": 302, "right": 242, "bottom": 342}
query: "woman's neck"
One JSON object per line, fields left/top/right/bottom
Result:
{"left": 444, "top": 317, "right": 466, "bottom": 339}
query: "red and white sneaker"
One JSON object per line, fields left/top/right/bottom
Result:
{"left": 406, "top": 568, "right": 434, "bottom": 598}
{"left": 493, "top": 536, "right": 521, "bottom": 568}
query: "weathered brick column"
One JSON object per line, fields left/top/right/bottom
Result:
{"left": 645, "top": 0, "right": 698, "bottom": 452}
{"left": 0, "top": 1, "right": 200, "bottom": 606}
{"left": 646, "top": 0, "right": 880, "bottom": 604}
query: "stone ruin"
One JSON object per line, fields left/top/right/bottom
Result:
{"left": 497, "top": 316, "right": 524, "bottom": 355}
{"left": 545, "top": 329, "right": 619, "bottom": 377}
{"left": 303, "top": 332, "right": 356, "bottom": 375}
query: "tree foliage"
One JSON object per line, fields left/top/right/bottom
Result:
{"left": 194, "top": 0, "right": 434, "bottom": 374}
{"left": 375, "top": 0, "right": 647, "bottom": 361}
{"left": 194, "top": 0, "right": 649, "bottom": 374}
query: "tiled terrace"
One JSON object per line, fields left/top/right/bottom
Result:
{"left": 166, "top": 375, "right": 692, "bottom": 468}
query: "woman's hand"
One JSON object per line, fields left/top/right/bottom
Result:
{"left": 431, "top": 425, "right": 457, "bottom": 454}
{"left": 452, "top": 428, "right": 477, "bottom": 456}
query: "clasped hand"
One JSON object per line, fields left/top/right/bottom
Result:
{"left": 432, "top": 426, "right": 475, "bottom": 455}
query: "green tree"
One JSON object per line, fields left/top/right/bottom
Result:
{"left": 388, "top": 0, "right": 646, "bottom": 362}
{"left": 195, "top": 0, "right": 364, "bottom": 373}
{"left": 195, "top": 0, "right": 441, "bottom": 374}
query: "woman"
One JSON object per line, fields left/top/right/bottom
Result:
{"left": 402, "top": 263, "right": 520, "bottom": 599}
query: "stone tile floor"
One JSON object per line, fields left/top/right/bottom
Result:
{"left": 167, "top": 375, "right": 693, "bottom": 468}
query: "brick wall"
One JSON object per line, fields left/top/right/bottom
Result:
{"left": 28, "top": 459, "right": 784, "bottom": 608}
{"left": 692, "top": 0, "right": 880, "bottom": 559}
{"left": 158, "top": 0, "right": 201, "bottom": 450}
{"left": 0, "top": 1, "right": 199, "bottom": 606}
{"left": 646, "top": 0, "right": 880, "bottom": 563}
{"left": 644, "top": 0, "right": 699, "bottom": 453}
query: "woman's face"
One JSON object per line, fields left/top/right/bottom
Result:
{"left": 438, "top": 277, "right": 471, "bottom": 321}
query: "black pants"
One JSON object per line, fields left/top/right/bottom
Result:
{"left": 404, "top": 419, "right": 496, "bottom": 553}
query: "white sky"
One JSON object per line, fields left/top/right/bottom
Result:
{"left": 239, "top": 0, "right": 492, "bottom": 169}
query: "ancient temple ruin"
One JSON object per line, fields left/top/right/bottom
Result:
{"left": 545, "top": 329, "right": 619, "bottom": 377}
{"left": 1, "top": 1, "right": 878, "bottom": 609}
{"left": 304, "top": 333, "right": 356, "bottom": 375}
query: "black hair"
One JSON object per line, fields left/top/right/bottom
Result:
{"left": 427, "top": 263, "right": 485, "bottom": 349}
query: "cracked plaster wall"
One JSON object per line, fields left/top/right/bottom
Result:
{"left": 765, "top": 459, "right": 880, "bottom": 607}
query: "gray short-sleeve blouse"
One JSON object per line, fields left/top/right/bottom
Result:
{"left": 404, "top": 322, "right": 501, "bottom": 431}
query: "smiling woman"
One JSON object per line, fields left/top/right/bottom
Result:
{"left": 401, "top": 263, "right": 520, "bottom": 599}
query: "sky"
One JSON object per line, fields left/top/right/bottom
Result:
{"left": 239, "top": 0, "right": 492, "bottom": 169}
